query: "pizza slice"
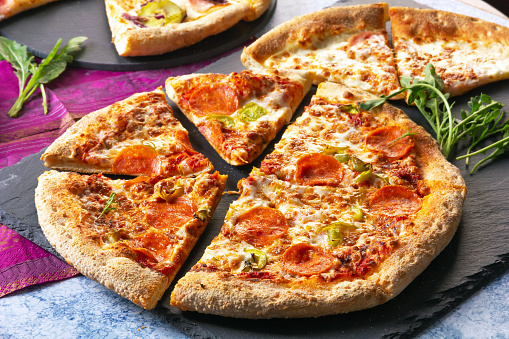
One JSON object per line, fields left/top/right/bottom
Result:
{"left": 240, "top": 3, "right": 403, "bottom": 98}
{"left": 165, "top": 70, "right": 312, "bottom": 165}
{"left": 35, "top": 169, "right": 226, "bottom": 309}
{"left": 390, "top": 7, "right": 509, "bottom": 97}
{"left": 41, "top": 88, "right": 212, "bottom": 177}
{"left": 169, "top": 82, "right": 466, "bottom": 318}
{"left": 0, "top": 0, "right": 59, "bottom": 21}
{"left": 104, "top": 0, "right": 271, "bottom": 56}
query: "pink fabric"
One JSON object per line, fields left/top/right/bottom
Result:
{"left": 0, "top": 44, "right": 245, "bottom": 296}
{"left": 0, "top": 224, "right": 79, "bottom": 297}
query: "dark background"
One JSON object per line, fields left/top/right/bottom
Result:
{"left": 484, "top": 0, "right": 509, "bottom": 16}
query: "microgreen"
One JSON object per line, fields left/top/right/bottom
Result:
{"left": 388, "top": 127, "right": 420, "bottom": 148}
{"left": 99, "top": 193, "right": 118, "bottom": 217}
{"left": 0, "top": 36, "right": 87, "bottom": 118}
{"left": 359, "top": 63, "right": 508, "bottom": 173}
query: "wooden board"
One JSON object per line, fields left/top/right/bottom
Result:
{"left": 0, "top": 0, "right": 276, "bottom": 71}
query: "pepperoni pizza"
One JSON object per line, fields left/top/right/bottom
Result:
{"left": 35, "top": 88, "right": 227, "bottom": 309}
{"left": 170, "top": 82, "right": 467, "bottom": 318}
{"left": 165, "top": 70, "right": 312, "bottom": 165}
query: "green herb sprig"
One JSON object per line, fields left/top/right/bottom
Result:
{"left": 99, "top": 193, "right": 118, "bottom": 218}
{"left": 0, "top": 36, "right": 87, "bottom": 118}
{"left": 359, "top": 63, "right": 508, "bottom": 173}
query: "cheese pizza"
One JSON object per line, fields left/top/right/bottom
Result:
{"left": 241, "top": 3, "right": 403, "bottom": 98}
{"left": 104, "top": 0, "right": 271, "bottom": 56}
{"left": 35, "top": 170, "right": 226, "bottom": 309}
{"left": 41, "top": 89, "right": 212, "bottom": 177}
{"left": 170, "top": 82, "right": 466, "bottom": 318}
{"left": 390, "top": 6, "right": 509, "bottom": 97}
{"left": 165, "top": 70, "right": 312, "bottom": 165}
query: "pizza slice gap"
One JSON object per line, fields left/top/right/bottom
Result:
{"left": 35, "top": 169, "right": 226, "bottom": 309}
{"left": 390, "top": 6, "right": 509, "bottom": 97}
{"left": 165, "top": 70, "right": 312, "bottom": 166}
{"left": 240, "top": 3, "right": 404, "bottom": 99}
{"left": 104, "top": 0, "right": 271, "bottom": 56}
{"left": 41, "top": 88, "right": 213, "bottom": 178}
{"left": 170, "top": 166, "right": 465, "bottom": 318}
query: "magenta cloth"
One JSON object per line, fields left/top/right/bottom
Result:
{"left": 0, "top": 224, "right": 79, "bottom": 297}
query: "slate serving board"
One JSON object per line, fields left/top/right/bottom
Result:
{"left": 2, "top": 0, "right": 509, "bottom": 338}
{"left": 0, "top": 0, "right": 276, "bottom": 71}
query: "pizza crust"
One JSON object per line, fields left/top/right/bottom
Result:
{"left": 0, "top": 0, "right": 59, "bottom": 21}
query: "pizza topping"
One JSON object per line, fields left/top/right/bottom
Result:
{"left": 206, "top": 115, "right": 236, "bottom": 128}
{"left": 157, "top": 181, "right": 185, "bottom": 202}
{"left": 317, "top": 222, "right": 357, "bottom": 247}
{"left": 188, "top": 83, "right": 239, "bottom": 116}
{"left": 353, "top": 168, "right": 372, "bottom": 184}
{"left": 99, "top": 192, "right": 118, "bottom": 217}
{"left": 339, "top": 104, "right": 360, "bottom": 115}
{"left": 242, "top": 248, "right": 267, "bottom": 271}
{"left": 295, "top": 153, "right": 344, "bottom": 186}
{"left": 237, "top": 102, "right": 268, "bottom": 123}
{"left": 233, "top": 206, "right": 288, "bottom": 248}
{"left": 135, "top": 0, "right": 185, "bottom": 27}
{"left": 366, "top": 126, "right": 414, "bottom": 159}
{"left": 369, "top": 185, "right": 422, "bottom": 216}
{"left": 282, "top": 243, "right": 334, "bottom": 276}
{"left": 112, "top": 145, "right": 161, "bottom": 176}
{"left": 146, "top": 197, "right": 197, "bottom": 230}
{"left": 194, "top": 206, "right": 212, "bottom": 222}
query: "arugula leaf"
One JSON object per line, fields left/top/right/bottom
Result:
{"left": 359, "top": 63, "right": 508, "bottom": 173}
{"left": 99, "top": 192, "right": 118, "bottom": 217}
{"left": 0, "top": 36, "right": 87, "bottom": 118}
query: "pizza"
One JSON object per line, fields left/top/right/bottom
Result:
{"left": 165, "top": 70, "right": 312, "bottom": 165}
{"left": 104, "top": 0, "right": 271, "bottom": 56}
{"left": 390, "top": 6, "right": 509, "bottom": 97}
{"left": 41, "top": 88, "right": 213, "bottom": 177}
{"left": 240, "top": 3, "right": 403, "bottom": 98}
{"left": 169, "top": 82, "right": 467, "bottom": 318}
{"left": 35, "top": 169, "right": 226, "bottom": 309}
{"left": 0, "top": 0, "right": 59, "bottom": 21}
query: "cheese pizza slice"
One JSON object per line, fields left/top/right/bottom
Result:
{"left": 35, "top": 170, "right": 226, "bottom": 309}
{"left": 169, "top": 82, "right": 466, "bottom": 318}
{"left": 390, "top": 7, "right": 509, "bottom": 97}
{"left": 241, "top": 3, "right": 403, "bottom": 98}
{"left": 104, "top": 0, "right": 271, "bottom": 56}
{"left": 165, "top": 70, "right": 312, "bottom": 165}
{"left": 41, "top": 88, "right": 213, "bottom": 177}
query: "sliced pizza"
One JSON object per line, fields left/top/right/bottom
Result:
{"left": 41, "top": 88, "right": 212, "bottom": 177}
{"left": 35, "top": 169, "right": 227, "bottom": 309}
{"left": 104, "top": 0, "right": 271, "bottom": 56}
{"left": 390, "top": 6, "right": 509, "bottom": 97}
{"left": 0, "top": 0, "right": 59, "bottom": 21}
{"left": 165, "top": 70, "right": 312, "bottom": 165}
{"left": 240, "top": 3, "right": 403, "bottom": 98}
{"left": 170, "top": 82, "right": 466, "bottom": 318}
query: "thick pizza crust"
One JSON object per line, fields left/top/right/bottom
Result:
{"left": 35, "top": 171, "right": 168, "bottom": 309}
{"left": 104, "top": 0, "right": 269, "bottom": 57}
{"left": 0, "top": 0, "right": 59, "bottom": 21}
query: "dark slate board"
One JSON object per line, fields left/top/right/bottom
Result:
{"left": 2, "top": 0, "right": 509, "bottom": 338}
{"left": 0, "top": 0, "right": 276, "bottom": 71}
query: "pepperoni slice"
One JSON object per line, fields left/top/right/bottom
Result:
{"left": 366, "top": 126, "right": 414, "bottom": 159}
{"left": 112, "top": 145, "right": 161, "bottom": 176}
{"left": 295, "top": 153, "right": 344, "bottom": 186}
{"left": 188, "top": 83, "right": 239, "bottom": 116}
{"left": 369, "top": 185, "right": 423, "bottom": 216}
{"left": 282, "top": 243, "right": 334, "bottom": 276}
{"left": 146, "top": 196, "right": 197, "bottom": 230}
{"left": 199, "top": 119, "right": 225, "bottom": 148}
{"left": 233, "top": 206, "right": 288, "bottom": 248}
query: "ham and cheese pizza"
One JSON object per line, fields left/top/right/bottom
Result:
{"left": 165, "top": 70, "right": 312, "bottom": 165}
{"left": 104, "top": 0, "right": 271, "bottom": 56}
{"left": 170, "top": 82, "right": 466, "bottom": 318}
{"left": 390, "top": 7, "right": 509, "bottom": 97}
{"left": 41, "top": 89, "right": 212, "bottom": 177}
{"left": 241, "top": 3, "right": 403, "bottom": 98}
{"left": 35, "top": 170, "right": 226, "bottom": 309}
{"left": 0, "top": 0, "right": 59, "bottom": 21}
